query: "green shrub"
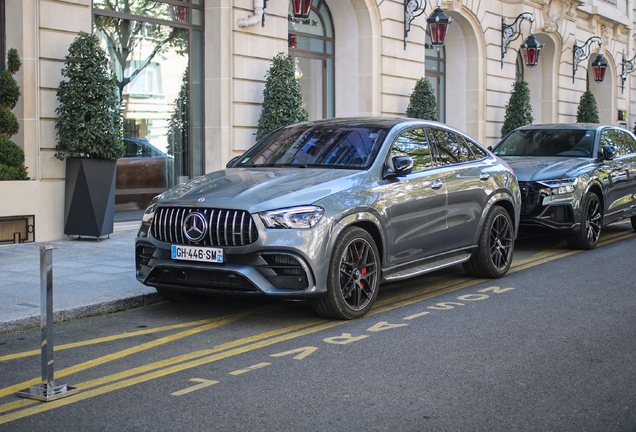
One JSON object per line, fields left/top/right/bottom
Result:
{"left": 406, "top": 77, "right": 438, "bottom": 121}
{"left": 501, "top": 80, "right": 533, "bottom": 137}
{"left": 576, "top": 90, "right": 600, "bottom": 123}
{"left": 54, "top": 31, "right": 124, "bottom": 161}
{"left": 0, "top": 48, "right": 28, "bottom": 180}
{"left": 256, "top": 53, "right": 308, "bottom": 142}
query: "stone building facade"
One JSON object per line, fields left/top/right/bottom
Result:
{"left": 2, "top": 0, "right": 635, "bottom": 242}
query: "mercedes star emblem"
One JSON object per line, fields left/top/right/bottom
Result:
{"left": 183, "top": 212, "right": 208, "bottom": 242}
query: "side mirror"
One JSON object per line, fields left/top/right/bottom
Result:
{"left": 226, "top": 156, "right": 240, "bottom": 168}
{"left": 385, "top": 155, "right": 414, "bottom": 178}
{"left": 602, "top": 145, "right": 617, "bottom": 161}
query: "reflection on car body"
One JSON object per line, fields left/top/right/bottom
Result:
{"left": 493, "top": 123, "right": 636, "bottom": 249}
{"left": 135, "top": 117, "right": 521, "bottom": 319}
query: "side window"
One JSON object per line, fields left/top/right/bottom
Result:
{"left": 391, "top": 128, "right": 433, "bottom": 172}
{"left": 616, "top": 130, "right": 636, "bottom": 155}
{"left": 428, "top": 128, "right": 474, "bottom": 164}
{"left": 460, "top": 136, "right": 488, "bottom": 160}
{"left": 603, "top": 128, "right": 632, "bottom": 157}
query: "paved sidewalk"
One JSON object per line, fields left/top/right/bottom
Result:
{"left": 0, "top": 222, "right": 161, "bottom": 333}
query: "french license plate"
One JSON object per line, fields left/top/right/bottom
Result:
{"left": 171, "top": 245, "right": 224, "bottom": 263}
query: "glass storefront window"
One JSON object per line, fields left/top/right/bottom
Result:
{"left": 94, "top": 0, "right": 192, "bottom": 24}
{"left": 93, "top": 0, "right": 203, "bottom": 219}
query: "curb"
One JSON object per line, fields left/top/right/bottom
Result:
{"left": 0, "top": 292, "right": 163, "bottom": 334}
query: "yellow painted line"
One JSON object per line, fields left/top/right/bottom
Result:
{"left": 0, "top": 349, "right": 216, "bottom": 415}
{"left": 0, "top": 320, "right": 323, "bottom": 415}
{"left": 0, "top": 318, "right": 219, "bottom": 362}
{"left": 0, "top": 319, "right": 350, "bottom": 424}
{"left": 0, "top": 305, "right": 281, "bottom": 399}
{"left": 171, "top": 378, "right": 219, "bottom": 396}
{"left": 0, "top": 229, "right": 633, "bottom": 424}
{"left": 270, "top": 346, "right": 318, "bottom": 360}
{"left": 229, "top": 362, "right": 271, "bottom": 376}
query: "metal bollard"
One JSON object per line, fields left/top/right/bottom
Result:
{"left": 17, "top": 245, "right": 79, "bottom": 402}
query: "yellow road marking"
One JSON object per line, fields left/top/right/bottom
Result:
{"left": 229, "top": 362, "right": 271, "bottom": 376}
{"left": 0, "top": 229, "right": 633, "bottom": 424}
{"left": 171, "top": 378, "right": 219, "bottom": 396}
{"left": 0, "top": 318, "right": 219, "bottom": 362}
{"left": 270, "top": 346, "right": 318, "bottom": 360}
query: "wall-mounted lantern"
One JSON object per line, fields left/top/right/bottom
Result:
{"left": 404, "top": 0, "right": 452, "bottom": 50}
{"left": 620, "top": 52, "right": 636, "bottom": 93}
{"left": 573, "top": 36, "right": 606, "bottom": 83}
{"left": 292, "top": 0, "right": 312, "bottom": 23}
{"left": 426, "top": 3, "right": 452, "bottom": 49}
{"left": 501, "top": 12, "right": 543, "bottom": 69}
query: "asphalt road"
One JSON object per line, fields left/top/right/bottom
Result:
{"left": 1, "top": 222, "right": 635, "bottom": 431}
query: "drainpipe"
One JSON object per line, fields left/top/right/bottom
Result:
{"left": 628, "top": 0, "right": 633, "bottom": 55}
{"left": 237, "top": 0, "right": 265, "bottom": 27}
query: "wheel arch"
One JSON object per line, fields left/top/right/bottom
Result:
{"left": 585, "top": 181, "right": 605, "bottom": 215}
{"left": 329, "top": 213, "right": 387, "bottom": 267}
{"left": 473, "top": 193, "right": 519, "bottom": 244}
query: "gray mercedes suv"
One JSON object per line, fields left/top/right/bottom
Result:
{"left": 136, "top": 117, "right": 520, "bottom": 319}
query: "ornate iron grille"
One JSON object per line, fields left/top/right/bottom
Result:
{"left": 151, "top": 207, "right": 258, "bottom": 246}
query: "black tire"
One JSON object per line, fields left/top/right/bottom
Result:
{"left": 566, "top": 192, "right": 602, "bottom": 250}
{"left": 631, "top": 215, "right": 636, "bottom": 231}
{"left": 312, "top": 227, "right": 380, "bottom": 320}
{"left": 155, "top": 287, "right": 193, "bottom": 303}
{"left": 463, "top": 206, "right": 514, "bottom": 278}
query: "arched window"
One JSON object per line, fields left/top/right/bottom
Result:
{"left": 288, "top": 0, "right": 335, "bottom": 120}
{"left": 425, "top": 32, "right": 446, "bottom": 122}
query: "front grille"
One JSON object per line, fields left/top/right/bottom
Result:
{"left": 519, "top": 182, "right": 542, "bottom": 215}
{"left": 151, "top": 207, "right": 258, "bottom": 246}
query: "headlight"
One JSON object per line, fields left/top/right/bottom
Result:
{"left": 138, "top": 195, "right": 160, "bottom": 238}
{"left": 537, "top": 178, "right": 577, "bottom": 195}
{"left": 260, "top": 206, "right": 325, "bottom": 229}
{"left": 142, "top": 195, "right": 160, "bottom": 224}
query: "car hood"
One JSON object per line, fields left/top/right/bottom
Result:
{"left": 159, "top": 167, "right": 367, "bottom": 212}
{"left": 500, "top": 156, "right": 593, "bottom": 181}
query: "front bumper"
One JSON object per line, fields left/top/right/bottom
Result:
{"left": 518, "top": 181, "right": 580, "bottom": 231}
{"left": 135, "top": 240, "right": 322, "bottom": 297}
{"left": 135, "top": 205, "right": 333, "bottom": 298}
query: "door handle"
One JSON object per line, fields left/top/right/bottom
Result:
{"left": 479, "top": 172, "right": 491, "bottom": 180}
{"left": 431, "top": 179, "right": 444, "bottom": 190}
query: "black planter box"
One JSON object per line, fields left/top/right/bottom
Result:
{"left": 63, "top": 158, "right": 116, "bottom": 238}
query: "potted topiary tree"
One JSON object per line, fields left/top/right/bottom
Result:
{"left": 256, "top": 53, "right": 308, "bottom": 141}
{"left": 0, "top": 48, "right": 29, "bottom": 181}
{"left": 576, "top": 90, "right": 600, "bottom": 123}
{"left": 54, "top": 31, "right": 124, "bottom": 239}
{"left": 406, "top": 77, "right": 438, "bottom": 121}
{"left": 501, "top": 80, "right": 533, "bottom": 138}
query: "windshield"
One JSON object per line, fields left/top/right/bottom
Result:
{"left": 233, "top": 124, "right": 389, "bottom": 169}
{"left": 494, "top": 129, "right": 595, "bottom": 157}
